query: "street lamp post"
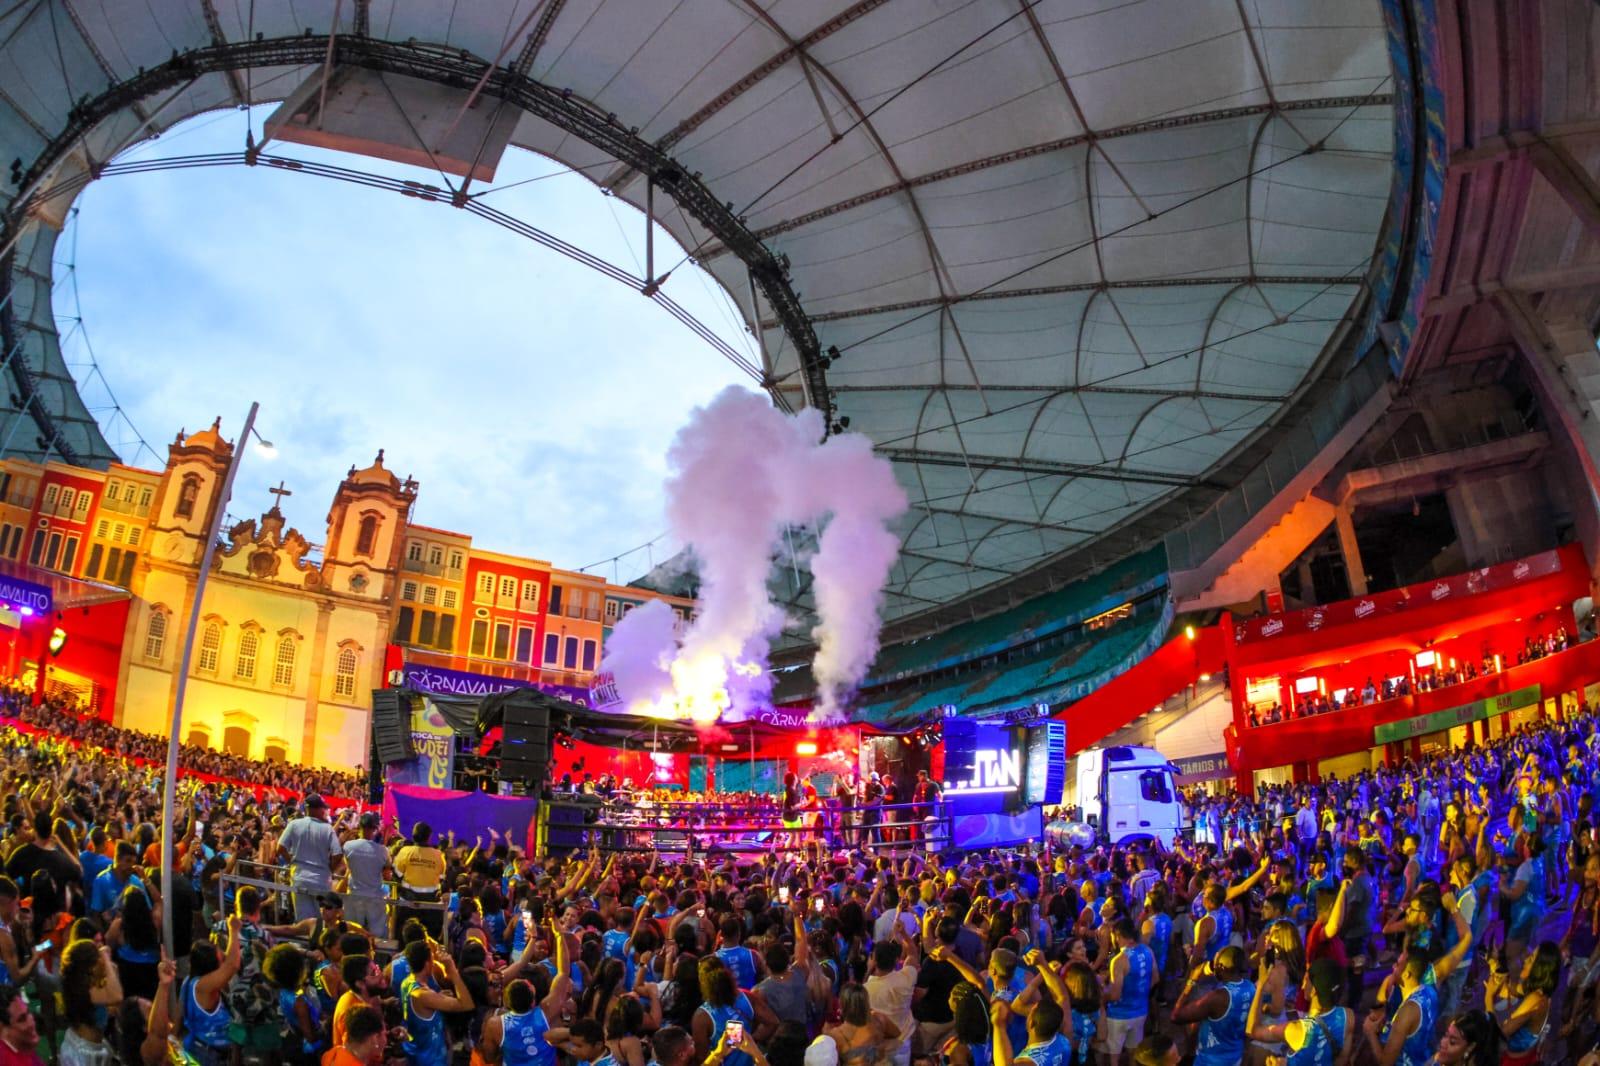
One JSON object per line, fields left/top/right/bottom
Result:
{"left": 160, "top": 402, "right": 261, "bottom": 956}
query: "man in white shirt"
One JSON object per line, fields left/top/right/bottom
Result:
{"left": 1294, "top": 795, "right": 1319, "bottom": 844}
{"left": 864, "top": 923, "right": 918, "bottom": 1066}
{"left": 873, "top": 891, "right": 920, "bottom": 944}
{"left": 276, "top": 794, "right": 343, "bottom": 920}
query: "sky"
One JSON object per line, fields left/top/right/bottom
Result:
{"left": 62, "top": 104, "right": 754, "bottom": 580}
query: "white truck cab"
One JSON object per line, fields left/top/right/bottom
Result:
{"left": 1070, "top": 745, "right": 1184, "bottom": 846}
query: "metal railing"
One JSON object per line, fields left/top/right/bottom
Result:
{"left": 562, "top": 798, "right": 953, "bottom": 857}
{"left": 217, "top": 864, "right": 448, "bottom": 945}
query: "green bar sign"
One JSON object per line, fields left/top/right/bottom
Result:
{"left": 1373, "top": 684, "right": 1541, "bottom": 745}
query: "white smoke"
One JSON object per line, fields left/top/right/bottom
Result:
{"left": 601, "top": 385, "right": 905, "bottom": 721}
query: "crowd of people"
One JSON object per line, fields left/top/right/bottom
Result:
{"left": 0, "top": 680, "right": 366, "bottom": 799}
{"left": 2, "top": 676, "right": 1600, "bottom": 1066}
{"left": 1246, "top": 628, "right": 1578, "bottom": 728}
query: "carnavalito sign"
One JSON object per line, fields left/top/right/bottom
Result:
{"left": 0, "top": 575, "right": 51, "bottom": 616}
{"left": 1172, "top": 751, "right": 1231, "bottom": 782}
{"left": 400, "top": 662, "right": 591, "bottom": 707}
{"left": 1372, "top": 684, "right": 1542, "bottom": 745}
{"left": 1234, "top": 549, "right": 1564, "bottom": 645}
{"left": 750, "top": 707, "right": 813, "bottom": 730}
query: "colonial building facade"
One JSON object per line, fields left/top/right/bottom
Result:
{"left": 0, "top": 419, "right": 693, "bottom": 771}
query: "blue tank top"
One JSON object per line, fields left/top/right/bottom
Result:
{"left": 502, "top": 1008, "right": 555, "bottom": 1066}
{"left": 1284, "top": 1016, "right": 1333, "bottom": 1066}
{"left": 1511, "top": 861, "right": 1545, "bottom": 930}
{"left": 1018, "top": 1032, "right": 1072, "bottom": 1066}
{"left": 182, "top": 977, "right": 231, "bottom": 1053}
{"left": 1380, "top": 984, "right": 1438, "bottom": 1066}
{"left": 1502, "top": 999, "right": 1544, "bottom": 1054}
{"left": 1068, "top": 1011, "right": 1095, "bottom": 1063}
{"left": 277, "top": 988, "right": 324, "bottom": 1053}
{"left": 962, "top": 1041, "right": 993, "bottom": 1066}
{"left": 1316, "top": 1007, "right": 1348, "bottom": 1057}
{"left": 698, "top": 996, "right": 754, "bottom": 1066}
{"left": 1194, "top": 979, "right": 1254, "bottom": 1066}
{"left": 1148, "top": 913, "right": 1171, "bottom": 974}
{"left": 313, "top": 963, "right": 339, "bottom": 1018}
{"left": 538, "top": 958, "right": 585, "bottom": 995}
{"left": 401, "top": 973, "right": 449, "bottom": 1066}
{"left": 988, "top": 978, "right": 1027, "bottom": 1054}
{"left": 603, "top": 929, "right": 630, "bottom": 961}
{"left": 1200, "top": 905, "right": 1233, "bottom": 961}
{"left": 716, "top": 946, "right": 758, "bottom": 989}
{"left": 1106, "top": 945, "right": 1152, "bottom": 1020}
{"left": 1190, "top": 892, "right": 1206, "bottom": 920}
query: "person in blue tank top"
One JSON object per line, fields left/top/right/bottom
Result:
{"left": 992, "top": 995, "right": 1072, "bottom": 1066}
{"left": 262, "top": 942, "right": 325, "bottom": 1065}
{"left": 1247, "top": 957, "right": 1351, "bottom": 1066}
{"left": 1500, "top": 837, "right": 1546, "bottom": 977}
{"left": 1103, "top": 919, "right": 1154, "bottom": 1060}
{"left": 1140, "top": 883, "right": 1174, "bottom": 988}
{"left": 1190, "top": 885, "right": 1234, "bottom": 968}
{"left": 1487, "top": 940, "right": 1558, "bottom": 1065}
{"left": 1360, "top": 874, "right": 1475, "bottom": 1066}
{"left": 940, "top": 983, "right": 994, "bottom": 1066}
{"left": 397, "top": 939, "right": 475, "bottom": 1066}
{"left": 480, "top": 978, "right": 562, "bottom": 1066}
{"left": 182, "top": 915, "right": 242, "bottom": 1066}
{"left": 1171, "top": 946, "right": 1254, "bottom": 1066}
{"left": 691, "top": 955, "right": 757, "bottom": 1066}
{"left": 714, "top": 917, "right": 765, "bottom": 990}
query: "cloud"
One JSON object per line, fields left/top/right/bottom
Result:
{"left": 66, "top": 109, "right": 751, "bottom": 572}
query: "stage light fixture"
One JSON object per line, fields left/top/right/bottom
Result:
{"left": 48, "top": 627, "right": 66, "bottom": 656}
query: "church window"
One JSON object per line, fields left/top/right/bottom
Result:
{"left": 235, "top": 629, "right": 258, "bottom": 682}
{"left": 273, "top": 635, "right": 297, "bottom": 687}
{"left": 334, "top": 648, "right": 358, "bottom": 699}
{"left": 355, "top": 514, "right": 380, "bottom": 556}
{"left": 197, "top": 623, "right": 222, "bottom": 674}
{"left": 143, "top": 610, "right": 168, "bottom": 661}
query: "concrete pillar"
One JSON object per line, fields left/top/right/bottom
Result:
{"left": 1335, "top": 504, "right": 1368, "bottom": 596}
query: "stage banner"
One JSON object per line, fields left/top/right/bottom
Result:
{"left": 1373, "top": 684, "right": 1541, "bottom": 744}
{"left": 400, "top": 662, "right": 592, "bottom": 707}
{"left": 386, "top": 696, "right": 456, "bottom": 790}
{"left": 1234, "top": 549, "right": 1566, "bottom": 646}
{"left": 382, "top": 783, "right": 539, "bottom": 854}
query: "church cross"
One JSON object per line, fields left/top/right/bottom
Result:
{"left": 268, "top": 481, "right": 293, "bottom": 506}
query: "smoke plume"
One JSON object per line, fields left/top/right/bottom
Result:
{"left": 601, "top": 386, "right": 905, "bottom": 721}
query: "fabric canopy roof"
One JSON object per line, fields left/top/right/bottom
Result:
{"left": 0, "top": 0, "right": 1395, "bottom": 632}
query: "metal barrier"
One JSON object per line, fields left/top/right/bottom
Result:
{"left": 560, "top": 797, "right": 953, "bottom": 858}
{"left": 216, "top": 865, "right": 447, "bottom": 947}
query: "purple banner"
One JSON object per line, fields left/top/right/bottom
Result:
{"left": 382, "top": 783, "right": 540, "bottom": 854}
{"left": 400, "top": 662, "right": 591, "bottom": 707}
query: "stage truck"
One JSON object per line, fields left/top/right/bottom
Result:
{"left": 1046, "top": 744, "right": 1185, "bottom": 847}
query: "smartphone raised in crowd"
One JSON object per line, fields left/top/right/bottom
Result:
{"left": 813, "top": 896, "right": 825, "bottom": 914}
{"left": 778, "top": 886, "right": 790, "bottom": 903}
{"left": 725, "top": 1021, "right": 745, "bottom": 1048}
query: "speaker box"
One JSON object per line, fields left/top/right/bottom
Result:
{"left": 371, "top": 689, "right": 415, "bottom": 765}
{"left": 500, "top": 701, "right": 552, "bottom": 787}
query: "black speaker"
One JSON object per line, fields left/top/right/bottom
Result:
{"left": 500, "top": 701, "right": 551, "bottom": 787}
{"left": 371, "top": 689, "right": 416, "bottom": 765}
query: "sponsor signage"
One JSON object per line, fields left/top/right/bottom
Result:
{"left": 0, "top": 575, "right": 51, "bottom": 615}
{"left": 1173, "top": 751, "right": 1231, "bottom": 782}
{"left": 1372, "top": 684, "right": 1541, "bottom": 744}
{"left": 399, "top": 662, "right": 591, "bottom": 707}
{"left": 1235, "top": 549, "right": 1563, "bottom": 645}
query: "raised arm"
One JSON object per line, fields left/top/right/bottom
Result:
{"left": 1225, "top": 857, "right": 1272, "bottom": 903}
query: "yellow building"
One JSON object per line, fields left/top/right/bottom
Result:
{"left": 117, "top": 425, "right": 412, "bottom": 768}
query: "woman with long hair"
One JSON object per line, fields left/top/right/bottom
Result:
{"left": 660, "top": 952, "right": 702, "bottom": 1029}
{"left": 603, "top": 994, "right": 649, "bottom": 1066}
{"left": 822, "top": 984, "right": 900, "bottom": 1066}
{"left": 59, "top": 939, "right": 122, "bottom": 1066}
{"left": 940, "top": 981, "right": 991, "bottom": 1066}
{"left": 1431, "top": 1010, "right": 1500, "bottom": 1066}
{"left": 1487, "top": 940, "right": 1559, "bottom": 1066}
{"left": 107, "top": 886, "right": 160, "bottom": 1000}
{"left": 691, "top": 957, "right": 755, "bottom": 1065}
{"left": 582, "top": 957, "right": 628, "bottom": 1025}
{"left": 1060, "top": 961, "right": 1101, "bottom": 1066}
